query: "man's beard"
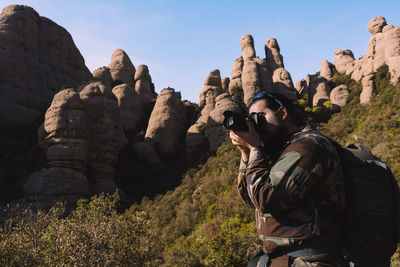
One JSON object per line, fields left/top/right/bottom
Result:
{"left": 260, "top": 123, "right": 288, "bottom": 155}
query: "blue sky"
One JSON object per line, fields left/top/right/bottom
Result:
{"left": 1, "top": 0, "right": 400, "bottom": 102}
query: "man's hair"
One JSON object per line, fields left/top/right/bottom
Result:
{"left": 249, "top": 92, "right": 306, "bottom": 126}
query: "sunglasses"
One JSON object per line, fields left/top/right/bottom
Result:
{"left": 252, "top": 91, "right": 284, "bottom": 107}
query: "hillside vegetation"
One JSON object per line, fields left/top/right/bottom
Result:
{"left": 1, "top": 66, "right": 400, "bottom": 266}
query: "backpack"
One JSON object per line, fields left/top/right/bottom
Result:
{"left": 332, "top": 142, "right": 400, "bottom": 266}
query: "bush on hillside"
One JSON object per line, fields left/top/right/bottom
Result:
{"left": 0, "top": 193, "right": 161, "bottom": 266}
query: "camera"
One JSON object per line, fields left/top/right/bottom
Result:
{"left": 223, "top": 111, "right": 262, "bottom": 132}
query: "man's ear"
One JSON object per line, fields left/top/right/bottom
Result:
{"left": 278, "top": 106, "right": 288, "bottom": 121}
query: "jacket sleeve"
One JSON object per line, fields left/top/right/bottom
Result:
{"left": 244, "top": 137, "right": 331, "bottom": 214}
{"left": 237, "top": 158, "right": 255, "bottom": 208}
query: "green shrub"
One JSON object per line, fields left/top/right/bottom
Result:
{"left": 0, "top": 193, "right": 161, "bottom": 266}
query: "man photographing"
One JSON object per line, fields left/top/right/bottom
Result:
{"left": 229, "top": 91, "right": 346, "bottom": 266}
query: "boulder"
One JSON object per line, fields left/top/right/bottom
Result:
{"left": 351, "top": 56, "right": 374, "bottom": 81}
{"left": 145, "top": 88, "right": 186, "bottom": 156}
{"left": 93, "top": 66, "right": 113, "bottom": 88}
{"left": 199, "top": 90, "right": 217, "bottom": 122}
{"left": 334, "top": 49, "right": 355, "bottom": 74}
{"left": 368, "top": 16, "right": 387, "bottom": 35}
{"left": 221, "top": 77, "right": 230, "bottom": 92}
{"left": 240, "top": 34, "right": 262, "bottom": 106}
{"left": 112, "top": 84, "right": 144, "bottom": 132}
{"left": 330, "top": 85, "right": 349, "bottom": 107}
{"left": 242, "top": 58, "right": 261, "bottom": 106}
{"left": 186, "top": 90, "right": 215, "bottom": 157}
{"left": 255, "top": 57, "right": 274, "bottom": 92}
{"left": 207, "top": 93, "right": 244, "bottom": 153}
{"left": 320, "top": 59, "right": 333, "bottom": 80}
{"left": 228, "top": 57, "right": 244, "bottom": 92}
{"left": 199, "top": 69, "right": 222, "bottom": 109}
{"left": 134, "top": 64, "right": 156, "bottom": 104}
{"left": 360, "top": 74, "right": 375, "bottom": 104}
{"left": 265, "top": 38, "right": 284, "bottom": 71}
{"left": 272, "top": 67, "right": 296, "bottom": 99}
{"left": 43, "top": 89, "right": 88, "bottom": 171}
{"left": 312, "top": 80, "right": 331, "bottom": 107}
{"left": 295, "top": 79, "right": 307, "bottom": 96}
{"left": 0, "top": 5, "right": 92, "bottom": 127}
{"left": 79, "top": 82, "right": 120, "bottom": 193}
{"left": 108, "top": 49, "right": 135, "bottom": 85}
{"left": 241, "top": 34, "right": 256, "bottom": 60}
{"left": 23, "top": 88, "right": 91, "bottom": 206}
{"left": 331, "top": 17, "right": 399, "bottom": 83}
{"left": 367, "top": 32, "right": 386, "bottom": 71}
{"left": 383, "top": 25, "right": 400, "bottom": 83}
{"left": 134, "top": 64, "right": 151, "bottom": 81}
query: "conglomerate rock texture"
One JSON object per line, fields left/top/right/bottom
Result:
{"left": 0, "top": 5, "right": 92, "bottom": 127}
{"left": 23, "top": 88, "right": 91, "bottom": 208}
{"left": 10, "top": 6, "right": 400, "bottom": 208}
{"left": 229, "top": 34, "right": 296, "bottom": 107}
{"left": 145, "top": 88, "right": 187, "bottom": 156}
{"left": 22, "top": 44, "right": 158, "bottom": 205}
{"left": 333, "top": 16, "right": 400, "bottom": 84}
{"left": 199, "top": 69, "right": 223, "bottom": 109}
{"left": 108, "top": 49, "right": 136, "bottom": 85}
{"left": 296, "top": 16, "right": 400, "bottom": 106}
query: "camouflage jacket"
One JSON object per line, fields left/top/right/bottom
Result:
{"left": 238, "top": 126, "right": 346, "bottom": 264}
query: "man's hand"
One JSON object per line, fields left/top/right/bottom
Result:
{"left": 229, "top": 118, "right": 263, "bottom": 162}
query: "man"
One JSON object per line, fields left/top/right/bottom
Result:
{"left": 229, "top": 91, "right": 346, "bottom": 266}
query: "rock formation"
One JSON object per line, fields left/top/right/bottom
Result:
{"left": 295, "top": 79, "right": 308, "bottom": 96}
{"left": 186, "top": 87, "right": 244, "bottom": 156}
{"left": 78, "top": 81, "right": 121, "bottom": 193}
{"left": 24, "top": 88, "right": 91, "bottom": 208}
{"left": 360, "top": 74, "right": 375, "bottom": 104}
{"left": 145, "top": 88, "right": 186, "bottom": 156}
{"left": 207, "top": 93, "right": 244, "bottom": 152}
{"left": 272, "top": 67, "right": 295, "bottom": 95}
{"left": 384, "top": 24, "right": 400, "bottom": 83}
{"left": 368, "top": 16, "right": 387, "bottom": 35}
{"left": 265, "top": 38, "right": 284, "bottom": 71}
{"left": 108, "top": 49, "right": 136, "bottom": 85}
{"left": 330, "top": 85, "right": 349, "bottom": 107}
{"left": 297, "top": 75, "right": 331, "bottom": 107}
{"left": 241, "top": 34, "right": 262, "bottom": 106}
{"left": 228, "top": 57, "right": 244, "bottom": 92}
{"left": 0, "top": 5, "right": 92, "bottom": 127}
{"left": 334, "top": 49, "right": 355, "bottom": 74}
{"left": 221, "top": 77, "right": 230, "bottom": 93}
{"left": 199, "top": 69, "right": 223, "bottom": 109}
{"left": 93, "top": 66, "right": 113, "bottom": 88}
{"left": 334, "top": 17, "right": 400, "bottom": 84}
{"left": 185, "top": 90, "right": 216, "bottom": 156}
{"left": 21, "top": 41, "right": 161, "bottom": 204}
{"left": 320, "top": 59, "right": 333, "bottom": 80}
{"left": 228, "top": 34, "right": 296, "bottom": 107}
{"left": 312, "top": 80, "right": 331, "bottom": 106}
{"left": 112, "top": 84, "right": 144, "bottom": 132}
{"left": 134, "top": 64, "right": 157, "bottom": 104}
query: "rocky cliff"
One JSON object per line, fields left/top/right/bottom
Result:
{"left": 0, "top": 5, "right": 92, "bottom": 127}
{"left": 296, "top": 16, "right": 400, "bottom": 107}
{"left": 229, "top": 34, "right": 297, "bottom": 107}
{"left": 22, "top": 45, "right": 161, "bottom": 206}
{"left": 1, "top": 5, "right": 399, "bottom": 207}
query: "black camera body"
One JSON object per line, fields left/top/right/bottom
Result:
{"left": 223, "top": 111, "right": 262, "bottom": 132}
